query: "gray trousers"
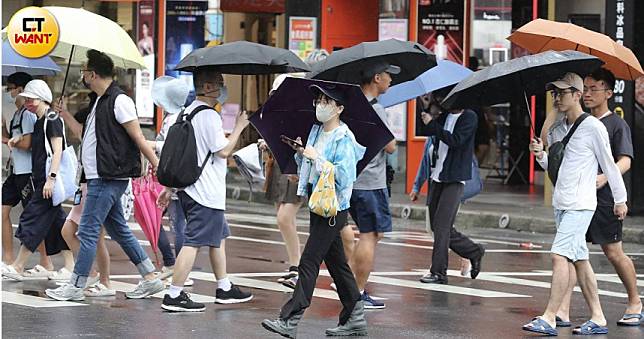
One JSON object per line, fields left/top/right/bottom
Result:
{"left": 428, "top": 181, "right": 482, "bottom": 277}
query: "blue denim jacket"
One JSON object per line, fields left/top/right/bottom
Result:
{"left": 296, "top": 123, "right": 366, "bottom": 211}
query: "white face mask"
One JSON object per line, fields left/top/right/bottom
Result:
{"left": 217, "top": 85, "right": 228, "bottom": 104}
{"left": 3, "top": 91, "right": 16, "bottom": 105}
{"left": 315, "top": 103, "right": 337, "bottom": 123}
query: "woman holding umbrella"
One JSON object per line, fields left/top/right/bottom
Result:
{"left": 262, "top": 84, "right": 368, "bottom": 338}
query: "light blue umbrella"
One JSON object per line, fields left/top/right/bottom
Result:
{"left": 378, "top": 59, "right": 472, "bottom": 108}
{"left": 2, "top": 40, "right": 61, "bottom": 76}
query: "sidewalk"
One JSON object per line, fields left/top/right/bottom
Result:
{"left": 226, "top": 172, "right": 644, "bottom": 244}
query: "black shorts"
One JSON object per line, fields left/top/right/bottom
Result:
{"left": 2, "top": 173, "right": 33, "bottom": 208}
{"left": 586, "top": 205, "right": 623, "bottom": 245}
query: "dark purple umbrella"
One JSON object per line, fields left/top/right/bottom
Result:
{"left": 250, "top": 77, "right": 394, "bottom": 175}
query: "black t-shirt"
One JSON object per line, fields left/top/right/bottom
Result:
{"left": 597, "top": 112, "right": 634, "bottom": 206}
{"left": 31, "top": 111, "right": 64, "bottom": 187}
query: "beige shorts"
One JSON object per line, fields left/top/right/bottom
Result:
{"left": 65, "top": 183, "right": 87, "bottom": 225}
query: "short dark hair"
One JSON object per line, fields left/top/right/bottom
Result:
{"left": 193, "top": 67, "right": 223, "bottom": 91}
{"left": 7, "top": 72, "right": 32, "bottom": 88}
{"left": 587, "top": 68, "right": 616, "bottom": 91}
{"left": 86, "top": 49, "right": 114, "bottom": 78}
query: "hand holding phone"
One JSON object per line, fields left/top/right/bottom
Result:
{"left": 281, "top": 135, "right": 304, "bottom": 150}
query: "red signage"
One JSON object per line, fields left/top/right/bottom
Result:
{"left": 221, "top": 0, "right": 286, "bottom": 14}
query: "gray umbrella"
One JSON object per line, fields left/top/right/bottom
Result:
{"left": 175, "top": 41, "right": 310, "bottom": 74}
{"left": 308, "top": 39, "right": 437, "bottom": 86}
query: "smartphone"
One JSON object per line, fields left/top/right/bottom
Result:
{"left": 280, "top": 135, "right": 304, "bottom": 148}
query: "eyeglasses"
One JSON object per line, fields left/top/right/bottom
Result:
{"left": 583, "top": 87, "right": 609, "bottom": 94}
{"left": 550, "top": 89, "right": 574, "bottom": 98}
{"left": 79, "top": 69, "right": 93, "bottom": 75}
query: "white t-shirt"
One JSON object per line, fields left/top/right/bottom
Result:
{"left": 431, "top": 112, "right": 462, "bottom": 183}
{"left": 82, "top": 94, "right": 138, "bottom": 179}
{"left": 182, "top": 100, "right": 229, "bottom": 210}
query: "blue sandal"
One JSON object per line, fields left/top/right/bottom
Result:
{"left": 573, "top": 320, "right": 608, "bottom": 335}
{"left": 555, "top": 316, "right": 571, "bottom": 327}
{"left": 616, "top": 313, "right": 642, "bottom": 326}
{"left": 523, "top": 317, "right": 558, "bottom": 336}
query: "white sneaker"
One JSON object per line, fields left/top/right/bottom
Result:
{"left": 125, "top": 278, "right": 164, "bottom": 299}
{"left": 48, "top": 268, "right": 73, "bottom": 281}
{"left": 158, "top": 266, "right": 174, "bottom": 281}
{"left": 2, "top": 265, "right": 24, "bottom": 281}
{"left": 46, "top": 283, "right": 85, "bottom": 301}
{"left": 84, "top": 283, "right": 116, "bottom": 297}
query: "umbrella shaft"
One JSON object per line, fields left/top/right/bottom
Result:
{"left": 60, "top": 45, "right": 76, "bottom": 101}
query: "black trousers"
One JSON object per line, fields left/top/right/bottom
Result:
{"left": 280, "top": 209, "right": 361, "bottom": 325}
{"left": 428, "top": 181, "right": 481, "bottom": 277}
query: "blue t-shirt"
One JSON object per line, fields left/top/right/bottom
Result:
{"left": 8, "top": 107, "right": 37, "bottom": 175}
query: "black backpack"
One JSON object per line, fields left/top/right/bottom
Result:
{"left": 157, "top": 105, "right": 212, "bottom": 188}
{"left": 547, "top": 113, "right": 589, "bottom": 186}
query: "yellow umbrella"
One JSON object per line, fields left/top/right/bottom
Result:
{"left": 43, "top": 6, "right": 145, "bottom": 70}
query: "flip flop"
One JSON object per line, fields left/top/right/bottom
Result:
{"left": 616, "top": 312, "right": 642, "bottom": 326}
{"left": 555, "top": 316, "right": 571, "bottom": 327}
{"left": 573, "top": 320, "right": 608, "bottom": 335}
{"left": 522, "top": 317, "right": 558, "bottom": 336}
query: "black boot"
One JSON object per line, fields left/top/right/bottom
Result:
{"left": 325, "top": 301, "right": 368, "bottom": 337}
{"left": 261, "top": 313, "right": 302, "bottom": 339}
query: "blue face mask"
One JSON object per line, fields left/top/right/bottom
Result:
{"left": 217, "top": 85, "right": 228, "bottom": 104}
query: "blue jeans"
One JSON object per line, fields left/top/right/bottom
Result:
{"left": 157, "top": 227, "right": 176, "bottom": 267}
{"left": 70, "top": 179, "right": 155, "bottom": 288}
{"left": 168, "top": 199, "right": 186, "bottom": 253}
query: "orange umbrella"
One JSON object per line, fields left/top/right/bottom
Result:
{"left": 507, "top": 19, "right": 643, "bottom": 80}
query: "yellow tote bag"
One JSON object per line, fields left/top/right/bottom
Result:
{"left": 308, "top": 161, "right": 339, "bottom": 222}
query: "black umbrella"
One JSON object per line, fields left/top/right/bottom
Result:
{"left": 441, "top": 50, "right": 603, "bottom": 134}
{"left": 308, "top": 39, "right": 437, "bottom": 86}
{"left": 249, "top": 77, "right": 394, "bottom": 175}
{"left": 442, "top": 50, "right": 603, "bottom": 109}
{"left": 175, "top": 41, "right": 310, "bottom": 74}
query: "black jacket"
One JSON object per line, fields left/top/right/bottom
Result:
{"left": 78, "top": 82, "right": 141, "bottom": 179}
{"left": 421, "top": 109, "right": 477, "bottom": 183}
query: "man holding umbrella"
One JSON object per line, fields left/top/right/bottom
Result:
{"left": 341, "top": 60, "right": 398, "bottom": 309}
{"left": 156, "top": 68, "right": 253, "bottom": 312}
{"left": 554, "top": 68, "right": 641, "bottom": 327}
{"left": 525, "top": 72, "right": 628, "bottom": 335}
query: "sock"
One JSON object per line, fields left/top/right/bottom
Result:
{"left": 168, "top": 285, "right": 183, "bottom": 298}
{"left": 217, "top": 277, "right": 232, "bottom": 291}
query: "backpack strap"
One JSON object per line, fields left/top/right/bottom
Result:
{"left": 184, "top": 105, "right": 216, "bottom": 169}
{"left": 561, "top": 113, "right": 590, "bottom": 146}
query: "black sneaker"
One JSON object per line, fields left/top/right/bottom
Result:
{"left": 215, "top": 284, "right": 253, "bottom": 304}
{"left": 161, "top": 291, "right": 206, "bottom": 312}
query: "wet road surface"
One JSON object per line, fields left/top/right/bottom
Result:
{"left": 3, "top": 200, "right": 644, "bottom": 338}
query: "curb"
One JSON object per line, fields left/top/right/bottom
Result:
{"left": 226, "top": 185, "right": 644, "bottom": 244}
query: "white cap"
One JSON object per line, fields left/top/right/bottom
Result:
{"left": 18, "top": 79, "right": 53, "bottom": 104}
{"left": 152, "top": 76, "right": 190, "bottom": 114}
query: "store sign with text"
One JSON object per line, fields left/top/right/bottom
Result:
{"left": 417, "top": 0, "right": 465, "bottom": 64}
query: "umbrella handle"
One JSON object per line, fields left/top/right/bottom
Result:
{"left": 59, "top": 45, "right": 76, "bottom": 100}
